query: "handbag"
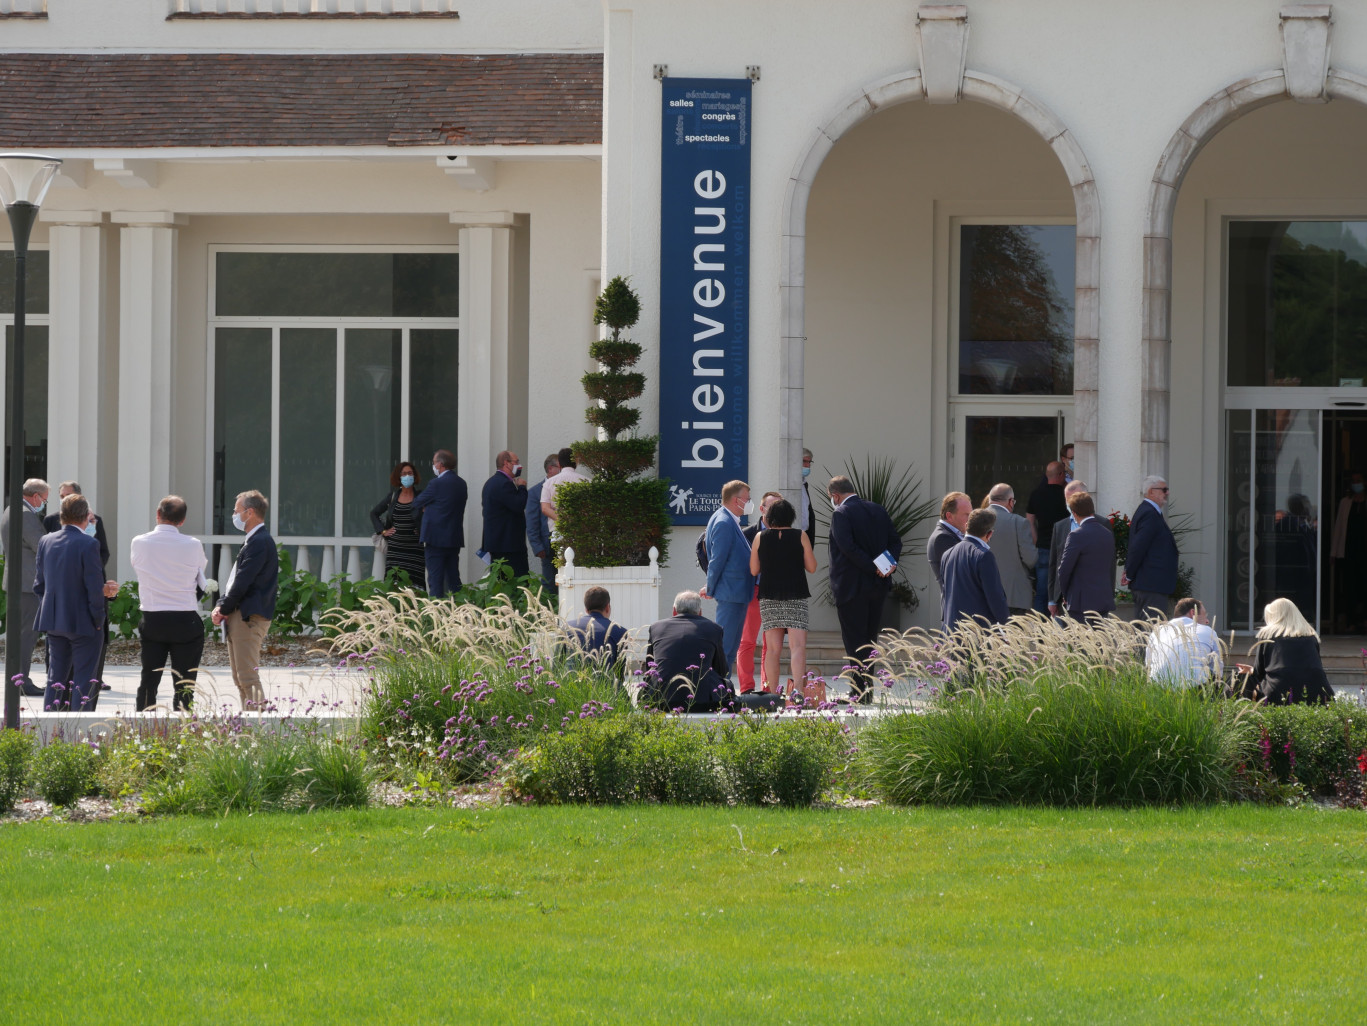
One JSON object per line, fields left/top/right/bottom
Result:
{"left": 371, "top": 532, "right": 389, "bottom": 556}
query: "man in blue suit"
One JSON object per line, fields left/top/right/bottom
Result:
{"left": 413, "top": 448, "right": 468, "bottom": 598}
{"left": 525, "top": 452, "right": 560, "bottom": 593}
{"left": 564, "top": 586, "right": 629, "bottom": 673}
{"left": 211, "top": 489, "right": 279, "bottom": 709}
{"left": 34, "top": 493, "right": 115, "bottom": 710}
{"left": 1057, "top": 491, "right": 1117, "bottom": 621}
{"left": 1123, "top": 475, "right": 1178, "bottom": 620}
{"left": 828, "top": 474, "right": 902, "bottom": 702}
{"left": 927, "top": 491, "right": 970, "bottom": 625}
{"left": 701, "top": 480, "right": 756, "bottom": 679}
{"left": 481, "top": 449, "right": 529, "bottom": 578}
{"left": 940, "top": 507, "right": 1011, "bottom": 631}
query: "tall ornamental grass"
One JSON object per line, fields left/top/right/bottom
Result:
{"left": 327, "top": 589, "right": 629, "bottom": 782}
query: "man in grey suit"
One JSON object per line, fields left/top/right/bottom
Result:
{"left": 0, "top": 478, "right": 49, "bottom": 697}
{"left": 985, "top": 483, "right": 1037, "bottom": 616}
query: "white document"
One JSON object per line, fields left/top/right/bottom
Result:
{"left": 873, "top": 550, "right": 896, "bottom": 575}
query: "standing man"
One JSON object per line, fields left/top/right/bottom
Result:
{"left": 34, "top": 494, "right": 114, "bottom": 710}
{"left": 939, "top": 507, "right": 1010, "bottom": 630}
{"left": 827, "top": 474, "right": 902, "bottom": 703}
{"left": 1047, "top": 479, "right": 1090, "bottom": 617}
{"left": 540, "top": 446, "right": 589, "bottom": 528}
{"left": 701, "top": 480, "right": 756, "bottom": 680}
{"left": 481, "top": 450, "right": 529, "bottom": 578}
{"left": 525, "top": 452, "right": 560, "bottom": 593}
{"left": 1026, "top": 460, "right": 1068, "bottom": 612}
{"left": 412, "top": 449, "right": 468, "bottom": 598}
{"left": 0, "top": 478, "right": 48, "bottom": 697}
{"left": 211, "top": 490, "right": 278, "bottom": 709}
{"left": 800, "top": 447, "right": 816, "bottom": 545}
{"left": 1124, "top": 475, "right": 1178, "bottom": 620}
{"left": 985, "top": 483, "right": 1037, "bottom": 617}
{"left": 44, "top": 479, "right": 112, "bottom": 689}
{"left": 130, "top": 495, "right": 209, "bottom": 712}
{"left": 1061, "top": 443, "right": 1075, "bottom": 483}
{"left": 927, "top": 491, "right": 971, "bottom": 626}
{"left": 1056, "top": 491, "right": 1117, "bottom": 622}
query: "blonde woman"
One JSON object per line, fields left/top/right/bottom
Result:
{"left": 1241, "top": 598, "right": 1334, "bottom": 705}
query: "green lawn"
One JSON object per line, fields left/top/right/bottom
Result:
{"left": 2, "top": 804, "right": 1363, "bottom": 1024}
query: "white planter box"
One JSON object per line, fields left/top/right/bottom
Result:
{"left": 556, "top": 546, "right": 661, "bottom": 631}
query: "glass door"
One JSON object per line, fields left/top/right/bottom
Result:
{"left": 953, "top": 405, "right": 1069, "bottom": 508}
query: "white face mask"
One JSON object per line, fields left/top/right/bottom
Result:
{"left": 83, "top": 522, "right": 97, "bottom": 537}
{"left": 432, "top": 465, "right": 442, "bottom": 478}
{"left": 742, "top": 499, "right": 754, "bottom": 517}
{"left": 512, "top": 463, "right": 523, "bottom": 478}
{"left": 232, "top": 512, "right": 247, "bottom": 532}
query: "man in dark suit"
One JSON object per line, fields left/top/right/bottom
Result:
{"left": 34, "top": 493, "right": 114, "bottom": 710}
{"left": 413, "top": 448, "right": 468, "bottom": 598}
{"left": 44, "top": 479, "right": 112, "bottom": 690}
{"left": 1, "top": 478, "right": 49, "bottom": 697}
{"left": 565, "top": 586, "right": 628, "bottom": 672}
{"left": 940, "top": 508, "right": 1010, "bottom": 630}
{"left": 643, "top": 591, "right": 781, "bottom": 712}
{"left": 1057, "top": 491, "right": 1117, "bottom": 621}
{"left": 211, "top": 489, "right": 279, "bottom": 709}
{"left": 525, "top": 452, "right": 560, "bottom": 594}
{"left": 927, "top": 491, "right": 971, "bottom": 624}
{"left": 481, "top": 449, "right": 529, "bottom": 578}
{"left": 1047, "top": 479, "right": 1089, "bottom": 617}
{"left": 1124, "top": 475, "right": 1178, "bottom": 620}
{"left": 827, "top": 474, "right": 902, "bottom": 703}
{"left": 801, "top": 447, "right": 816, "bottom": 545}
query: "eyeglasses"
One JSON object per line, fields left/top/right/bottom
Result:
{"left": 1155, "top": 487, "right": 1170, "bottom": 493}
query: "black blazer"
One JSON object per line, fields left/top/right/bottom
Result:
{"left": 1245, "top": 635, "right": 1334, "bottom": 705}
{"left": 481, "top": 472, "right": 529, "bottom": 552}
{"left": 1126, "top": 501, "right": 1178, "bottom": 594}
{"left": 644, "top": 613, "right": 732, "bottom": 711}
{"left": 218, "top": 527, "right": 279, "bottom": 622}
{"left": 412, "top": 471, "right": 467, "bottom": 550}
{"left": 828, "top": 495, "right": 902, "bottom": 607}
{"left": 1057, "top": 517, "right": 1116, "bottom": 620}
{"left": 369, "top": 487, "right": 423, "bottom": 537}
{"left": 46, "top": 511, "right": 110, "bottom": 570}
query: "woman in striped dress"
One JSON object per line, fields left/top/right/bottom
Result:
{"left": 748, "top": 498, "right": 817, "bottom": 704}
{"left": 370, "top": 461, "right": 427, "bottom": 592}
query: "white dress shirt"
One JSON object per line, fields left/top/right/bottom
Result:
{"left": 1146, "top": 616, "right": 1223, "bottom": 688}
{"left": 130, "top": 524, "right": 209, "bottom": 612}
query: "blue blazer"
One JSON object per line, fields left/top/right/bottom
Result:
{"left": 939, "top": 537, "right": 1010, "bottom": 629}
{"left": 413, "top": 469, "right": 468, "bottom": 550}
{"left": 1057, "top": 517, "right": 1117, "bottom": 619}
{"left": 525, "top": 479, "right": 552, "bottom": 556}
{"left": 219, "top": 527, "right": 279, "bottom": 621}
{"left": 828, "top": 495, "right": 902, "bottom": 607}
{"left": 1125, "top": 501, "right": 1178, "bottom": 594}
{"left": 33, "top": 526, "right": 106, "bottom": 636}
{"left": 704, "top": 507, "right": 755, "bottom": 604}
{"left": 565, "top": 611, "right": 628, "bottom": 668}
{"left": 481, "top": 471, "right": 528, "bottom": 552}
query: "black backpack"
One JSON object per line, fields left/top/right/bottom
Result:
{"left": 695, "top": 531, "right": 709, "bottom": 572}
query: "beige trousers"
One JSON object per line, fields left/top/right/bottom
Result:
{"left": 224, "top": 614, "right": 270, "bottom": 709}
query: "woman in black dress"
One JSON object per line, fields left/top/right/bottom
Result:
{"left": 370, "top": 461, "right": 427, "bottom": 591}
{"left": 1241, "top": 597, "right": 1334, "bottom": 705}
{"left": 748, "top": 498, "right": 817, "bottom": 704}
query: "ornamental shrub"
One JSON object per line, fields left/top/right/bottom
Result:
{"left": 0, "top": 728, "right": 35, "bottom": 812}
{"left": 1245, "top": 701, "right": 1367, "bottom": 795}
{"left": 31, "top": 738, "right": 99, "bottom": 808}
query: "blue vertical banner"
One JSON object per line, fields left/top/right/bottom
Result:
{"left": 658, "top": 77, "right": 751, "bottom": 525}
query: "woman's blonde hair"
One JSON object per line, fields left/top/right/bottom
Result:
{"left": 1256, "top": 597, "right": 1318, "bottom": 640}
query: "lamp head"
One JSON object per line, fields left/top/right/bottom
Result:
{"left": 0, "top": 153, "right": 62, "bottom": 210}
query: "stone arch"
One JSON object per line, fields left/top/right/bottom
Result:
{"left": 1141, "top": 67, "right": 1367, "bottom": 478}
{"left": 779, "top": 69, "right": 1101, "bottom": 497}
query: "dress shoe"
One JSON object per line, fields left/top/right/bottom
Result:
{"left": 100, "top": 683, "right": 112, "bottom": 691}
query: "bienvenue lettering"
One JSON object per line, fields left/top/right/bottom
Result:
{"left": 682, "top": 169, "right": 729, "bottom": 469}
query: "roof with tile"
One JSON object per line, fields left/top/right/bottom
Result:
{"left": 0, "top": 52, "right": 603, "bottom": 147}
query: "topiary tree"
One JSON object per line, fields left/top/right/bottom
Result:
{"left": 555, "top": 276, "right": 671, "bottom": 567}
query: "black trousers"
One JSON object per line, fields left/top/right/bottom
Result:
{"left": 488, "top": 549, "right": 530, "bottom": 579}
{"left": 836, "top": 591, "right": 886, "bottom": 696}
{"left": 138, "top": 610, "right": 206, "bottom": 711}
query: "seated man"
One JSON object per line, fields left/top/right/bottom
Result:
{"left": 642, "top": 590, "right": 781, "bottom": 713}
{"left": 1146, "top": 596, "right": 1223, "bottom": 688}
{"left": 565, "top": 585, "right": 628, "bottom": 671}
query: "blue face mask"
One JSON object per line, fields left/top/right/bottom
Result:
{"left": 83, "top": 522, "right": 97, "bottom": 537}
{"left": 801, "top": 466, "right": 811, "bottom": 478}
{"left": 400, "top": 474, "right": 415, "bottom": 488}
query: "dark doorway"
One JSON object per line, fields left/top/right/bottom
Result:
{"left": 1322, "top": 410, "right": 1367, "bottom": 635}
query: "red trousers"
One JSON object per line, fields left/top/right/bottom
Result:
{"left": 735, "top": 586, "right": 769, "bottom": 691}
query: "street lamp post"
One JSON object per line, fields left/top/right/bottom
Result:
{"left": 1, "top": 153, "right": 61, "bottom": 731}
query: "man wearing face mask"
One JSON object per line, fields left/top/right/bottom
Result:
{"left": 412, "top": 449, "right": 468, "bottom": 598}
{"left": 700, "top": 480, "right": 757, "bottom": 679}
{"left": 211, "top": 490, "right": 278, "bottom": 709}
{"left": 481, "top": 450, "right": 529, "bottom": 579}
{"left": 43, "top": 480, "right": 113, "bottom": 689}
{"left": 800, "top": 448, "right": 816, "bottom": 545}
{"left": 1, "top": 478, "right": 51, "bottom": 697}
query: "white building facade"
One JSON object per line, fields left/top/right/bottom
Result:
{"left": 5, "top": 0, "right": 1367, "bottom": 635}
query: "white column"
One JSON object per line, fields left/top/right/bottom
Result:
{"left": 452, "top": 211, "right": 514, "bottom": 585}
{"left": 40, "top": 210, "right": 106, "bottom": 510}
{"left": 112, "top": 211, "right": 184, "bottom": 583}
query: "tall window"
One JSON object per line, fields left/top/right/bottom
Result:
{"left": 210, "top": 249, "right": 459, "bottom": 541}
{"left": 0, "top": 249, "right": 49, "bottom": 485}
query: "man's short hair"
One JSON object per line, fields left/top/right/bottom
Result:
{"left": 940, "top": 491, "right": 969, "bottom": 520}
{"left": 966, "top": 507, "right": 996, "bottom": 538}
{"left": 59, "top": 493, "right": 89, "bottom": 526}
{"left": 158, "top": 495, "right": 188, "bottom": 526}
{"left": 433, "top": 449, "right": 456, "bottom": 471}
{"left": 236, "top": 489, "right": 269, "bottom": 520}
{"left": 58, "top": 480, "right": 82, "bottom": 495}
{"left": 988, "top": 483, "right": 1014, "bottom": 504}
{"left": 828, "top": 475, "right": 854, "bottom": 497}
{"left": 1067, "top": 491, "right": 1096, "bottom": 519}
{"left": 1064, "top": 479, "right": 1088, "bottom": 498}
{"left": 544, "top": 453, "right": 561, "bottom": 473}
{"left": 673, "top": 590, "right": 702, "bottom": 617}
{"left": 558, "top": 447, "right": 576, "bottom": 469}
{"left": 1174, "top": 597, "right": 1202, "bottom": 619}
{"left": 22, "top": 478, "right": 48, "bottom": 498}
{"left": 1061, "top": 443, "right": 1074, "bottom": 458}
{"left": 721, "top": 480, "right": 749, "bottom": 503}
{"left": 761, "top": 490, "right": 783, "bottom": 506}
{"left": 495, "top": 450, "right": 515, "bottom": 469}
{"left": 802, "top": 447, "right": 812, "bottom": 460}
{"left": 584, "top": 586, "right": 610, "bottom": 614}
{"left": 1142, "top": 474, "right": 1167, "bottom": 494}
